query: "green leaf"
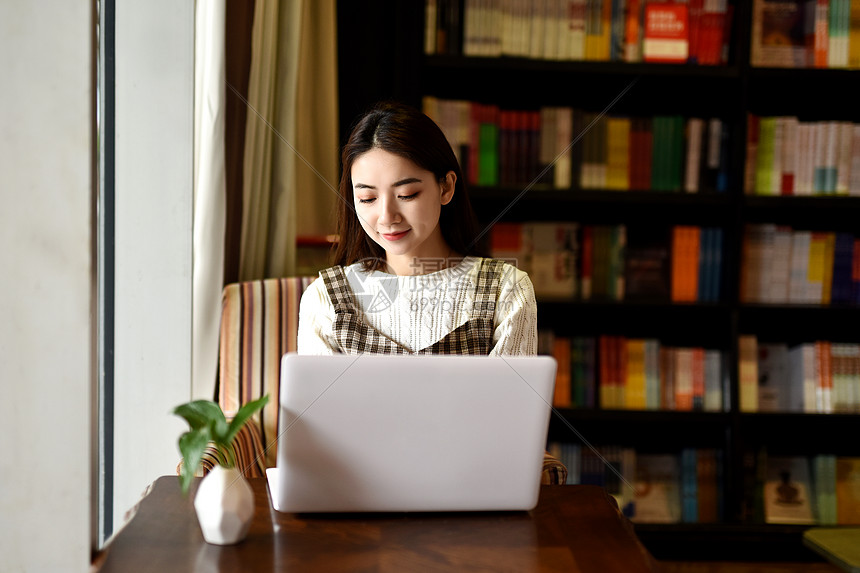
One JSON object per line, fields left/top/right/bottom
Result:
{"left": 172, "top": 400, "right": 226, "bottom": 431}
{"left": 225, "top": 394, "right": 269, "bottom": 445}
{"left": 177, "top": 427, "right": 210, "bottom": 495}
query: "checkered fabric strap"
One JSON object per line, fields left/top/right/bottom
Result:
{"left": 320, "top": 258, "right": 505, "bottom": 355}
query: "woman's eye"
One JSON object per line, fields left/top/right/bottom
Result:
{"left": 357, "top": 198, "right": 375, "bottom": 204}
{"left": 399, "top": 193, "right": 419, "bottom": 201}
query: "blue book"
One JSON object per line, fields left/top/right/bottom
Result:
{"left": 681, "top": 448, "right": 699, "bottom": 523}
{"left": 712, "top": 228, "right": 723, "bottom": 302}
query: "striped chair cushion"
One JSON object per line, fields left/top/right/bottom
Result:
{"left": 218, "top": 277, "right": 317, "bottom": 468}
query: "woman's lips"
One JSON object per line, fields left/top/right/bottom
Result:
{"left": 381, "top": 230, "right": 410, "bottom": 241}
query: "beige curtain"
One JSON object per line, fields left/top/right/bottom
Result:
{"left": 239, "top": 0, "right": 339, "bottom": 281}
{"left": 192, "top": 0, "right": 227, "bottom": 399}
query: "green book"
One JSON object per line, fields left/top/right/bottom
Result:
{"left": 478, "top": 121, "right": 499, "bottom": 186}
{"left": 755, "top": 117, "right": 775, "bottom": 195}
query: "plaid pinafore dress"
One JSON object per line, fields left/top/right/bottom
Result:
{"left": 319, "top": 258, "right": 505, "bottom": 355}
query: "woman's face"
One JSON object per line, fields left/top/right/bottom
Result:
{"left": 351, "top": 148, "right": 455, "bottom": 274}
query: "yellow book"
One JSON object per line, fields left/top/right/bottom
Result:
{"left": 625, "top": 339, "right": 647, "bottom": 409}
{"left": 850, "top": 0, "right": 860, "bottom": 68}
{"left": 606, "top": 117, "right": 631, "bottom": 190}
{"left": 739, "top": 335, "right": 759, "bottom": 412}
{"left": 808, "top": 232, "right": 829, "bottom": 303}
{"left": 822, "top": 232, "right": 836, "bottom": 304}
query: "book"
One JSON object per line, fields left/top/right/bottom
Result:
{"left": 751, "top": 0, "right": 809, "bottom": 67}
{"left": 837, "top": 457, "right": 860, "bottom": 524}
{"left": 528, "top": 222, "right": 580, "bottom": 298}
{"left": 764, "top": 456, "right": 816, "bottom": 524}
{"left": 739, "top": 335, "right": 760, "bottom": 412}
{"left": 643, "top": 2, "right": 690, "bottom": 62}
{"left": 632, "top": 453, "right": 682, "bottom": 523}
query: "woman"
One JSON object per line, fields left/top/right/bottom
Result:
{"left": 297, "top": 101, "right": 538, "bottom": 356}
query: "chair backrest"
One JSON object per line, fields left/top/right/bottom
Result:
{"left": 218, "top": 276, "right": 317, "bottom": 468}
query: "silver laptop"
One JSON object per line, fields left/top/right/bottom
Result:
{"left": 266, "top": 353, "right": 557, "bottom": 513}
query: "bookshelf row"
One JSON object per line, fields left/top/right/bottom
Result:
{"left": 747, "top": 451, "right": 860, "bottom": 526}
{"left": 745, "top": 115, "right": 860, "bottom": 196}
{"left": 544, "top": 444, "right": 860, "bottom": 526}
{"left": 491, "top": 221, "right": 723, "bottom": 303}
{"left": 738, "top": 334, "right": 860, "bottom": 414}
{"left": 740, "top": 224, "right": 860, "bottom": 305}
{"left": 547, "top": 443, "right": 724, "bottom": 524}
{"left": 542, "top": 332, "right": 728, "bottom": 411}
{"left": 751, "top": 0, "right": 860, "bottom": 69}
{"left": 424, "top": 96, "right": 732, "bottom": 193}
{"left": 425, "top": 0, "right": 733, "bottom": 65}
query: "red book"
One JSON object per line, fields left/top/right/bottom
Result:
{"left": 469, "top": 103, "right": 482, "bottom": 186}
{"left": 814, "top": 0, "right": 829, "bottom": 68}
{"left": 688, "top": 0, "right": 704, "bottom": 63}
{"left": 643, "top": 3, "right": 690, "bottom": 63}
{"left": 697, "top": 1, "right": 727, "bottom": 65}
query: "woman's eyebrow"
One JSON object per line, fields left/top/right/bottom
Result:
{"left": 392, "top": 177, "right": 422, "bottom": 187}
{"left": 354, "top": 177, "right": 423, "bottom": 190}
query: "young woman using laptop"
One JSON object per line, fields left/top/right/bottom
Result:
{"left": 297, "top": 101, "right": 537, "bottom": 356}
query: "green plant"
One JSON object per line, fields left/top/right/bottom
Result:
{"left": 173, "top": 395, "right": 269, "bottom": 494}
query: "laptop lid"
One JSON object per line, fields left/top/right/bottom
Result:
{"left": 267, "top": 353, "right": 557, "bottom": 513}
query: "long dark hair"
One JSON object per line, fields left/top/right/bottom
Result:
{"left": 332, "top": 101, "right": 488, "bottom": 271}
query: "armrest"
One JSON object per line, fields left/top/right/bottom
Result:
{"left": 175, "top": 421, "right": 267, "bottom": 479}
{"left": 542, "top": 451, "right": 568, "bottom": 485}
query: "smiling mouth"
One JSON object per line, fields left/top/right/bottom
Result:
{"left": 380, "top": 230, "right": 410, "bottom": 241}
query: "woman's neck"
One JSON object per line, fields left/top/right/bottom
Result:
{"left": 383, "top": 251, "right": 463, "bottom": 276}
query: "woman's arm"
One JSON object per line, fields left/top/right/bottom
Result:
{"left": 489, "top": 266, "right": 538, "bottom": 356}
{"left": 297, "top": 278, "right": 339, "bottom": 355}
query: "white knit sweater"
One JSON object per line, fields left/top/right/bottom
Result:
{"left": 297, "top": 257, "right": 538, "bottom": 355}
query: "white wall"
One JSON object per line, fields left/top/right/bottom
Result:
{"left": 112, "top": 0, "right": 195, "bottom": 531}
{"left": 0, "top": 2, "right": 95, "bottom": 572}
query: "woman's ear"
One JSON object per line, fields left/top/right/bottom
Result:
{"left": 440, "top": 171, "right": 456, "bottom": 205}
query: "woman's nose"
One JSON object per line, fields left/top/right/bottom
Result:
{"left": 377, "top": 196, "right": 400, "bottom": 226}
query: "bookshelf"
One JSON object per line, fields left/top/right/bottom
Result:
{"left": 336, "top": 0, "right": 860, "bottom": 561}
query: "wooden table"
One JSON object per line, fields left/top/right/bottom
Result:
{"left": 95, "top": 476, "right": 658, "bottom": 572}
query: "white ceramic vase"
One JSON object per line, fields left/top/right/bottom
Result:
{"left": 193, "top": 465, "right": 255, "bottom": 545}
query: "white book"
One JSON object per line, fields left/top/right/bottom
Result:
{"left": 831, "top": 343, "right": 850, "bottom": 413}
{"left": 788, "top": 231, "right": 811, "bottom": 304}
{"left": 516, "top": 0, "right": 531, "bottom": 57}
{"left": 555, "top": 107, "right": 573, "bottom": 189}
{"left": 847, "top": 343, "right": 860, "bottom": 413}
{"left": 795, "top": 123, "right": 812, "bottom": 195}
{"left": 684, "top": 118, "right": 704, "bottom": 193}
{"left": 851, "top": 124, "right": 860, "bottom": 196}
{"left": 758, "top": 224, "right": 776, "bottom": 303}
{"left": 825, "top": 121, "right": 839, "bottom": 193}
{"left": 463, "top": 0, "right": 479, "bottom": 55}
{"left": 836, "top": 120, "right": 853, "bottom": 195}
{"left": 530, "top": 0, "right": 547, "bottom": 59}
{"left": 703, "top": 349, "right": 723, "bottom": 412}
{"left": 501, "top": 0, "right": 515, "bottom": 55}
{"left": 554, "top": 0, "right": 569, "bottom": 60}
{"left": 645, "top": 339, "right": 661, "bottom": 410}
{"left": 813, "top": 121, "right": 826, "bottom": 194}
{"left": 568, "top": 0, "right": 587, "bottom": 60}
{"left": 764, "top": 457, "right": 815, "bottom": 525}
{"left": 770, "top": 226, "right": 793, "bottom": 303}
